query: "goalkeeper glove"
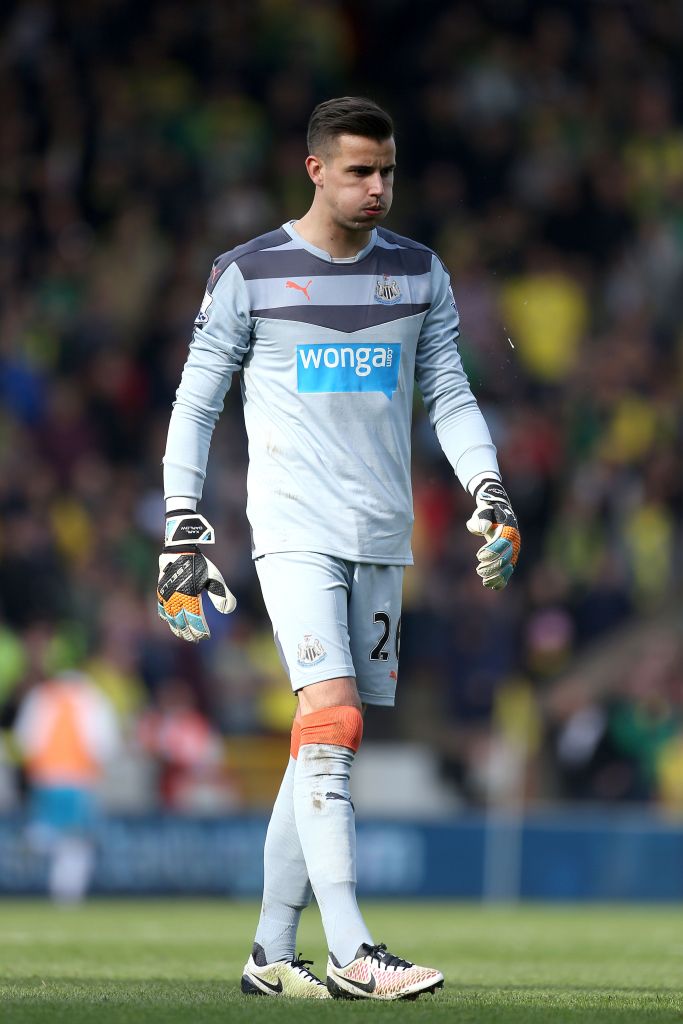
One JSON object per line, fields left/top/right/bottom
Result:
{"left": 466, "top": 479, "right": 521, "bottom": 590}
{"left": 157, "top": 510, "right": 236, "bottom": 642}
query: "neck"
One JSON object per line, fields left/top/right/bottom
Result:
{"left": 294, "top": 206, "right": 373, "bottom": 260}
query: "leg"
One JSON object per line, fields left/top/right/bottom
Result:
{"left": 323, "top": 563, "right": 443, "bottom": 999}
{"left": 49, "top": 835, "right": 94, "bottom": 903}
{"left": 243, "top": 712, "right": 330, "bottom": 997}
{"left": 296, "top": 677, "right": 442, "bottom": 999}
{"left": 253, "top": 714, "right": 312, "bottom": 963}
{"left": 294, "top": 677, "right": 373, "bottom": 966}
{"left": 244, "top": 552, "right": 357, "bottom": 996}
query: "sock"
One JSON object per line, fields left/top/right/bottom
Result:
{"left": 293, "top": 740, "right": 372, "bottom": 966}
{"left": 253, "top": 752, "right": 313, "bottom": 963}
{"left": 49, "top": 836, "right": 94, "bottom": 903}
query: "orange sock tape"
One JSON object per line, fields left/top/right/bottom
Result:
{"left": 298, "top": 705, "right": 363, "bottom": 752}
{"left": 290, "top": 718, "right": 302, "bottom": 760}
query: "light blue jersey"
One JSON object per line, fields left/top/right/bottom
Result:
{"left": 163, "top": 221, "right": 499, "bottom": 564}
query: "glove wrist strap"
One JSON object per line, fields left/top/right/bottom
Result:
{"left": 164, "top": 511, "right": 215, "bottom": 548}
{"left": 473, "top": 477, "right": 507, "bottom": 500}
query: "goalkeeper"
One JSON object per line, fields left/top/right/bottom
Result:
{"left": 159, "top": 96, "right": 520, "bottom": 1001}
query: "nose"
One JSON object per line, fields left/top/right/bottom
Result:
{"left": 368, "top": 172, "right": 384, "bottom": 198}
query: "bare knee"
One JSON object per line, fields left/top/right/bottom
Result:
{"left": 296, "top": 676, "right": 362, "bottom": 716}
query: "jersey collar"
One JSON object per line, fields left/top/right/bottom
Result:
{"left": 283, "top": 220, "right": 377, "bottom": 264}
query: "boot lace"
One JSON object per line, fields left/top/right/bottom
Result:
{"left": 366, "top": 943, "right": 413, "bottom": 970}
{"left": 292, "top": 954, "right": 323, "bottom": 983}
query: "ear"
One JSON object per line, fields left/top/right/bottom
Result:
{"left": 305, "top": 154, "right": 325, "bottom": 187}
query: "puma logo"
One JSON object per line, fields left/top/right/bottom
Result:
{"left": 286, "top": 279, "right": 313, "bottom": 301}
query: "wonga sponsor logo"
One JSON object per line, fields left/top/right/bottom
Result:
{"left": 297, "top": 343, "right": 401, "bottom": 399}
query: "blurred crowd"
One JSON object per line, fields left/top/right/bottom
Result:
{"left": 1, "top": 0, "right": 682, "bottom": 814}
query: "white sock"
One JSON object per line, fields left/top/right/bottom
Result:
{"left": 293, "top": 742, "right": 372, "bottom": 966}
{"left": 49, "top": 836, "right": 94, "bottom": 903}
{"left": 254, "top": 756, "right": 312, "bottom": 962}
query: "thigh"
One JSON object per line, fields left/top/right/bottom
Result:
{"left": 255, "top": 552, "right": 356, "bottom": 693}
{"left": 348, "top": 563, "right": 403, "bottom": 707}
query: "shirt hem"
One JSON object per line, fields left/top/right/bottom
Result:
{"left": 251, "top": 544, "right": 413, "bottom": 566}
{"left": 357, "top": 693, "right": 396, "bottom": 708}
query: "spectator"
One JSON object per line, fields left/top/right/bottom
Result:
{"left": 13, "top": 670, "right": 120, "bottom": 902}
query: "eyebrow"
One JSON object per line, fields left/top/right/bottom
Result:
{"left": 346, "top": 163, "right": 396, "bottom": 173}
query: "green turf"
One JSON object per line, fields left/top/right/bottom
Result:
{"left": 1, "top": 900, "right": 681, "bottom": 1022}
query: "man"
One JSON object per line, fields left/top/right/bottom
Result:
{"left": 13, "top": 670, "right": 120, "bottom": 902}
{"left": 158, "top": 96, "right": 520, "bottom": 1001}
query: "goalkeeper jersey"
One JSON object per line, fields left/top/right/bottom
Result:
{"left": 163, "top": 221, "right": 499, "bottom": 565}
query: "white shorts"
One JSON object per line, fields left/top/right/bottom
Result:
{"left": 255, "top": 551, "right": 403, "bottom": 707}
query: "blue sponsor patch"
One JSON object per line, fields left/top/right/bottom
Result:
{"left": 297, "top": 343, "right": 401, "bottom": 399}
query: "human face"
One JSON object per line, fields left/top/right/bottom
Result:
{"left": 311, "top": 134, "right": 396, "bottom": 232}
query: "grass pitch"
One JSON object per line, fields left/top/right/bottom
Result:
{"left": 1, "top": 900, "right": 681, "bottom": 1022}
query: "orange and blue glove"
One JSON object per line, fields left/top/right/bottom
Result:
{"left": 157, "top": 511, "right": 236, "bottom": 641}
{"left": 466, "top": 479, "right": 521, "bottom": 590}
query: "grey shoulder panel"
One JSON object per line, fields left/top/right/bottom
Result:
{"left": 207, "top": 228, "right": 291, "bottom": 294}
{"left": 376, "top": 227, "right": 433, "bottom": 254}
{"left": 377, "top": 228, "right": 444, "bottom": 274}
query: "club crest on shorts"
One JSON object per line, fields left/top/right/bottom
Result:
{"left": 374, "top": 274, "right": 401, "bottom": 305}
{"left": 297, "top": 634, "right": 327, "bottom": 667}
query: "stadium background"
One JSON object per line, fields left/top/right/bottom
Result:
{"left": 1, "top": 0, "right": 682, "bottom": 898}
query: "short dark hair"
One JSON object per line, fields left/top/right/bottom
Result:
{"left": 307, "top": 96, "right": 394, "bottom": 156}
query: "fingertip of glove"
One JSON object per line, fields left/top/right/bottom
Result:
{"left": 189, "top": 628, "right": 211, "bottom": 642}
{"left": 482, "top": 564, "right": 515, "bottom": 590}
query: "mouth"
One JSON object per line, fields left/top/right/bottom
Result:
{"left": 362, "top": 207, "right": 384, "bottom": 216}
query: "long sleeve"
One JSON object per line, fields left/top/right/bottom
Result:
{"left": 415, "top": 256, "right": 500, "bottom": 489}
{"left": 163, "top": 261, "right": 253, "bottom": 500}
